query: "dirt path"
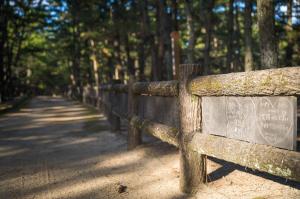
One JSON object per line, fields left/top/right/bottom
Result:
{"left": 0, "top": 96, "right": 299, "bottom": 199}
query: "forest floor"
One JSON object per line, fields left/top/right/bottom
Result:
{"left": 0, "top": 96, "right": 299, "bottom": 199}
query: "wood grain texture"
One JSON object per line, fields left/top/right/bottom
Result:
{"left": 189, "top": 67, "right": 300, "bottom": 96}
{"left": 132, "top": 81, "right": 178, "bottom": 96}
{"left": 179, "top": 64, "right": 207, "bottom": 193}
{"left": 130, "top": 116, "right": 179, "bottom": 147}
{"left": 187, "top": 133, "right": 300, "bottom": 182}
{"left": 127, "top": 76, "right": 142, "bottom": 150}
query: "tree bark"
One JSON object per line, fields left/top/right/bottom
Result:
{"left": 188, "top": 133, "right": 300, "bottom": 182}
{"left": 157, "top": 0, "right": 172, "bottom": 80}
{"left": 285, "top": 0, "right": 293, "bottom": 66}
{"left": 152, "top": 2, "right": 161, "bottom": 81}
{"left": 244, "top": 0, "right": 254, "bottom": 71}
{"left": 89, "top": 39, "right": 100, "bottom": 97}
{"left": 127, "top": 76, "right": 142, "bottom": 149}
{"left": 184, "top": 0, "right": 195, "bottom": 63}
{"left": 124, "top": 33, "right": 135, "bottom": 76}
{"left": 132, "top": 80, "right": 178, "bottom": 96}
{"left": 170, "top": 31, "right": 180, "bottom": 79}
{"left": 179, "top": 64, "right": 207, "bottom": 193}
{"left": 131, "top": 116, "right": 179, "bottom": 147}
{"left": 189, "top": 67, "right": 300, "bottom": 96}
{"left": 234, "top": 4, "right": 242, "bottom": 71}
{"left": 203, "top": 0, "right": 214, "bottom": 75}
{"left": 257, "top": 0, "right": 278, "bottom": 68}
{"left": 226, "top": 0, "right": 234, "bottom": 73}
{"left": 0, "top": 0, "right": 7, "bottom": 101}
{"left": 171, "top": 0, "right": 179, "bottom": 31}
{"left": 70, "top": 0, "right": 82, "bottom": 99}
{"left": 138, "top": 0, "right": 150, "bottom": 80}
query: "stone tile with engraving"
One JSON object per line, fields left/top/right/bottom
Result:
{"left": 202, "top": 96, "right": 297, "bottom": 150}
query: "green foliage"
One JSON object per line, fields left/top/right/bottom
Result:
{"left": 1, "top": 0, "right": 299, "bottom": 99}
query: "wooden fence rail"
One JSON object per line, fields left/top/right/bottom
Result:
{"left": 189, "top": 67, "right": 300, "bottom": 96}
{"left": 132, "top": 81, "right": 178, "bottom": 96}
{"left": 81, "top": 65, "right": 300, "bottom": 194}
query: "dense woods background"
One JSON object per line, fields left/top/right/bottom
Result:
{"left": 0, "top": 0, "right": 300, "bottom": 101}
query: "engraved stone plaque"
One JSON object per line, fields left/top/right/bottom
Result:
{"left": 202, "top": 97, "right": 297, "bottom": 150}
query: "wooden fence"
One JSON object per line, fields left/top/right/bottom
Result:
{"left": 81, "top": 65, "right": 300, "bottom": 193}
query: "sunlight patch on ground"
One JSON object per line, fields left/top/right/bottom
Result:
{"left": 33, "top": 115, "right": 101, "bottom": 122}
{"left": 0, "top": 147, "right": 29, "bottom": 158}
{"left": 0, "top": 97, "right": 299, "bottom": 199}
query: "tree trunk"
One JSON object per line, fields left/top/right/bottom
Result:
{"left": 114, "top": 33, "right": 124, "bottom": 81}
{"left": 234, "top": 3, "right": 242, "bottom": 71}
{"left": 124, "top": 33, "right": 135, "bottom": 76}
{"left": 257, "top": 0, "right": 278, "bottom": 68}
{"left": 157, "top": 0, "right": 172, "bottom": 80}
{"left": 157, "top": 0, "right": 165, "bottom": 80}
{"left": 70, "top": 1, "right": 82, "bottom": 99}
{"left": 244, "top": 0, "right": 254, "bottom": 71}
{"left": 154, "top": 1, "right": 163, "bottom": 81}
{"left": 226, "top": 0, "right": 234, "bottom": 73}
{"left": 171, "top": 0, "right": 179, "bottom": 31}
{"left": 184, "top": 0, "right": 195, "bottom": 63}
{"left": 151, "top": 34, "right": 160, "bottom": 81}
{"left": 89, "top": 39, "right": 100, "bottom": 93}
{"left": 138, "top": 0, "right": 150, "bottom": 80}
{"left": 0, "top": 0, "right": 7, "bottom": 101}
{"left": 203, "top": 0, "right": 214, "bottom": 75}
{"left": 285, "top": 0, "right": 293, "bottom": 66}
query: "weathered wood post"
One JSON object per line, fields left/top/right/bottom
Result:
{"left": 109, "top": 88, "right": 121, "bottom": 132}
{"left": 179, "top": 64, "right": 207, "bottom": 193}
{"left": 127, "top": 76, "right": 142, "bottom": 149}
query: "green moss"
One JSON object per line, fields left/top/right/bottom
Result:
{"left": 260, "top": 75, "right": 273, "bottom": 87}
{"left": 258, "top": 163, "right": 291, "bottom": 178}
{"left": 190, "top": 79, "right": 222, "bottom": 93}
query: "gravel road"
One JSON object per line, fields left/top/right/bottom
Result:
{"left": 0, "top": 96, "right": 299, "bottom": 199}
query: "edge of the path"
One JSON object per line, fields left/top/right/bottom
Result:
{"left": 0, "top": 95, "right": 31, "bottom": 115}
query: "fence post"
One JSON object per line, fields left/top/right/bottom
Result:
{"left": 127, "top": 75, "right": 142, "bottom": 149}
{"left": 178, "top": 64, "right": 207, "bottom": 193}
{"left": 110, "top": 89, "right": 121, "bottom": 132}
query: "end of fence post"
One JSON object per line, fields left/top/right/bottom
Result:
{"left": 127, "top": 75, "right": 142, "bottom": 150}
{"left": 178, "top": 64, "right": 207, "bottom": 194}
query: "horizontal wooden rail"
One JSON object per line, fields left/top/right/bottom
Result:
{"left": 189, "top": 67, "right": 300, "bottom": 96}
{"left": 99, "top": 84, "right": 128, "bottom": 92}
{"left": 132, "top": 80, "right": 178, "bottom": 96}
{"left": 187, "top": 133, "right": 300, "bottom": 182}
{"left": 130, "top": 116, "right": 179, "bottom": 147}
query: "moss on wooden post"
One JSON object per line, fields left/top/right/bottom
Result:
{"left": 179, "top": 64, "right": 207, "bottom": 193}
{"left": 189, "top": 67, "right": 300, "bottom": 96}
{"left": 127, "top": 76, "right": 142, "bottom": 149}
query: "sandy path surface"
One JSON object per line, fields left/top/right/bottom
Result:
{"left": 0, "top": 96, "right": 299, "bottom": 199}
